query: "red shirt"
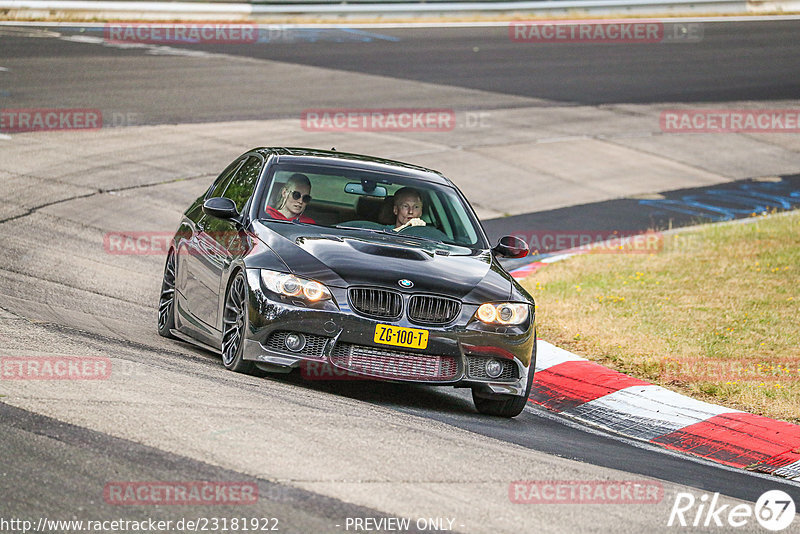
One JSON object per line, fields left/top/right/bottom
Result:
{"left": 265, "top": 206, "right": 315, "bottom": 224}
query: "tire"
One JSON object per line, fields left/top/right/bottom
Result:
{"left": 157, "top": 249, "right": 177, "bottom": 338}
{"left": 221, "top": 270, "right": 260, "bottom": 375}
{"left": 472, "top": 336, "right": 537, "bottom": 418}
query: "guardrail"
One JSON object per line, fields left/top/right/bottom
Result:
{"left": 254, "top": 0, "right": 747, "bottom": 13}
{"left": 0, "top": 0, "right": 751, "bottom": 19}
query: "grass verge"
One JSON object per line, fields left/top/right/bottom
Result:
{"left": 520, "top": 210, "right": 800, "bottom": 423}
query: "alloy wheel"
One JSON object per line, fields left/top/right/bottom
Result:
{"left": 157, "top": 250, "right": 176, "bottom": 334}
{"left": 222, "top": 273, "right": 246, "bottom": 366}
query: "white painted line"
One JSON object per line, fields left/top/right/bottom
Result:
{"left": 60, "top": 34, "right": 102, "bottom": 43}
{"left": 539, "top": 252, "right": 579, "bottom": 264}
{"left": 536, "top": 135, "right": 593, "bottom": 144}
{"left": 535, "top": 339, "right": 587, "bottom": 371}
{"left": 56, "top": 34, "right": 217, "bottom": 58}
{"left": 0, "top": 66, "right": 8, "bottom": 71}
{"left": 0, "top": 134, "right": 12, "bottom": 140}
{"left": 527, "top": 402, "right": 800, "bottom": 489}
{"left": 774, "top": 460, "right": 800, "bottom": 480}
{"left": 567, "top": 384, "right": 739, "bottom": 440}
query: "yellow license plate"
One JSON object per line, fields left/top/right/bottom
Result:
{"left": 374, "top": 324, "right": 429, "bottom": 350}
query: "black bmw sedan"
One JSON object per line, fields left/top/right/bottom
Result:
{"left": 158, "top": 148, "right": 536, "bottom": 417}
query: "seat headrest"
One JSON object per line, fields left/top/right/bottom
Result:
{"left": 356, "top": 196, "right": 395, "bottom": 225}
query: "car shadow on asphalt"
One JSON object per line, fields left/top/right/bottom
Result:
{"left": 264, "top": 367, "right": 480, "bottom": 417}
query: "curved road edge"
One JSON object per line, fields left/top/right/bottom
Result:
{"left": 512, "top": 213, "right": 800, "bottom": 482}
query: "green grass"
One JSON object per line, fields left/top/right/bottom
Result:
{"left": 521, "top": 210, "right": 800, "bottom": 423}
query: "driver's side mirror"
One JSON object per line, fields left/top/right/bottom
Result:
{"left": 202, "top": 197, "right": 239, "bottom": 220}
{"left": 493, "top": 235, "right": 529, "bottom": 259}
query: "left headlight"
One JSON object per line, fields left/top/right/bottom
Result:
{"left": 260, "top": 270, "right": 332, "bottom": 302}
{"left": 474, "top": 302, "right": 529, "bottom": 325}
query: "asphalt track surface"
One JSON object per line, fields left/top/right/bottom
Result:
{"left": 1, "top": 19, "right": 800, "bottom": 533}
{"left": 181, "top": 21, "right": 800, "bottom": 106}
{"left": 2, "top": 20, "right": 800, "bottom": 121}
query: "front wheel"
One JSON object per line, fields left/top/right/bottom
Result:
{"left": 221, "top": 271, "right": 260, "bottom": 375}
{"left": 472, "top": 336, "right": 537, "bottom": 418}
{"left": 157, "top": 249, "right": 177, "bottom": 338}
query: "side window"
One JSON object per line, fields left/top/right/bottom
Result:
{"left": 208, "top": 158, "right": 246, "bottom": 200}
{"left": 221, "top": 156, "right": 263, "bottom": 213}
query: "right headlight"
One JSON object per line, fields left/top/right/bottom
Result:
{"left": 474, "top": 302, "right": 529, "bottom": 325}
{"left": 260, "top": 270, "right": 332, "bottom": 302}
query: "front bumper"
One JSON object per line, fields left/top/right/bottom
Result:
{"left": 243, "top": 270, "right": 536, "bottom": 396}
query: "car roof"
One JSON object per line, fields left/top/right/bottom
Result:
{"left": 252, "top": 147, "right": 453, "bottom": 186}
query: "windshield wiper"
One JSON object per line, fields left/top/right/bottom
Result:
{"left": 261, "top": 218, "right": 313, "bottom": 226}
{"left": 394, "top": 232, "right": 444, "bottom": 244}
{"left": 333, "top": 224, "right": 447, "bottom": 245}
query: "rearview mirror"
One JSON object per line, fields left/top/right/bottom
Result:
{"left": 202, "top": 197, "right": 239, "bottom": 220}
{"left": 493, "top": 235, "right": 529, "bottom": 259}
{"left": 345, "top": 182, "right": 387, "bottom": 197}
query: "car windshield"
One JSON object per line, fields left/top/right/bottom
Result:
{"left": 258, "top": 162, "right": 488, "bottom": 248}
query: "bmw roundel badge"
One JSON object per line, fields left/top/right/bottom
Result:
{"left": 398, "top": 279, "right": 414, "bottom": 288}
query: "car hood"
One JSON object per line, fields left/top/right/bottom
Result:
{"left": 251, "top": 221, "right": 512, "bottom": 303}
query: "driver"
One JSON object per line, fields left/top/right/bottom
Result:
{"left": 391, "top": 187, "right": 426, "bottom": 231}
{"left": 266, "top": 173, "right": 316, "bottom": 224}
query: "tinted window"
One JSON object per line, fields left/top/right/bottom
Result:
{"left": 208, "top": 158, "right": 246, "bottom": 200}
{"left": 222, "top": 156, "right": 263, "bottom": 212}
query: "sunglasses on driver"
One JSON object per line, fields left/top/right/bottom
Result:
{"left": 288, "top": 191, "right": 312, "bottom": 203}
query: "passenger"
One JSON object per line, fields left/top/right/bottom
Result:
{"left": 265, "top": 173, "right": 316, "bottom": 224}
{"left": 391, "top": 187, "right": 426, "bottom": 231}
